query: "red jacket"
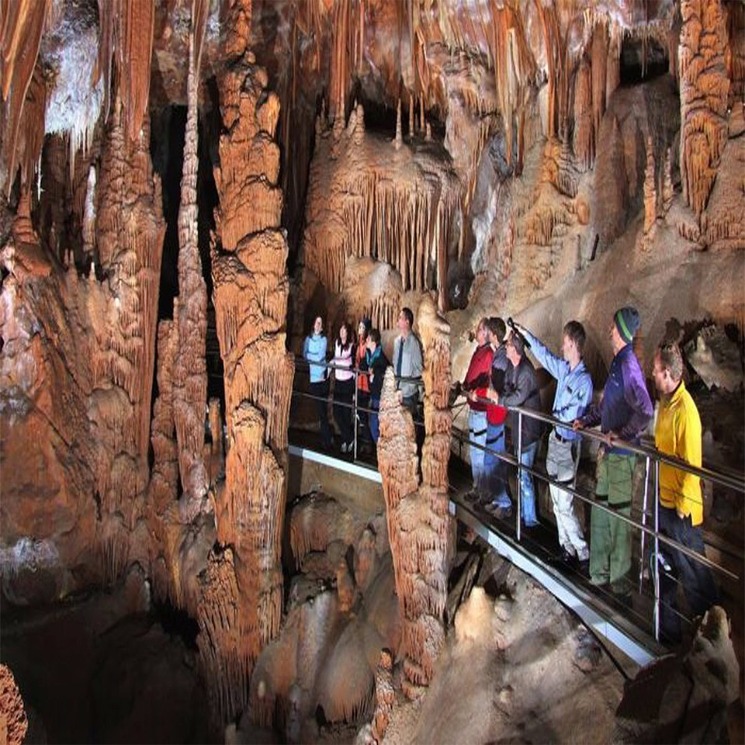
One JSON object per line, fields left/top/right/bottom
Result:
{"left": 475, "top": 385, "right": 508, "bottom": 425}
{"left": 356, "top": 343, "right": 369, "bottom": 393}
{"left": 464, "top": 344, "right": 493, "bottom": 412}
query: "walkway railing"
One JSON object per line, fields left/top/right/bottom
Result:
{"left": 290, "top": 356, "right": 744, "bottom": 646}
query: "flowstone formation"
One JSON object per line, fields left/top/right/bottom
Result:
{"left": 243, "top": 492, "right": 399, "bottom": 743}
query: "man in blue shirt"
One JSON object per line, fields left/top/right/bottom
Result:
{"left": 515, "top": 320, "right": 594, "bottom": 571}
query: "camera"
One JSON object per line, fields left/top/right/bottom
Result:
{"left": 506, "top": 317, "right": 530, "bottom": 349}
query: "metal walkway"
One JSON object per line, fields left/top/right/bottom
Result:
{"left": 289, "top": 440, "right": 666, "bottom": 667}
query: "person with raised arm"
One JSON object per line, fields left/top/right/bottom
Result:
{"left": 513, "top": 319, "right": 593, "bottom": 572}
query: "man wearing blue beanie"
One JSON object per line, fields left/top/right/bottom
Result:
{"left": 574, "top": 306, "right": 653, "bottom": 603}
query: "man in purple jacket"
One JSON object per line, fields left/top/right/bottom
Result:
{"left": 574, "top": 307, "right": 653, "bottom": 602}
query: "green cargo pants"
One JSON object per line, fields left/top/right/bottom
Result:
{"left": 590, "top": 452, "right": 636, "bottom": 595}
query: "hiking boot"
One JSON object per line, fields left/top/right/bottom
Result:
{"left": 549, "top": 548, "right": 577, "bottom": 567}
{"left": 577, "top": 558, "right": 590, "bottom": 577}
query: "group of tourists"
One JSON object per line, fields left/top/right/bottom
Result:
{"left": 302, "top": 307, "right": 423, "bottom": 454}
{"left": 304, "top": 302, "right": 718, "bottom": 641}
{"left": 460, "top": 306, "right": 718, "bottom": 638}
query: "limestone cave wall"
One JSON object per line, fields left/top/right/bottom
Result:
{"left": 0, "top": 0, "right": 743, "bottom": 735}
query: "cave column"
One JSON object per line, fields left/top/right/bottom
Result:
{"left": 203, "top": 0, "right": 294, "bottom": 726}
{"left": 172, "top": 5, "right": 209, "bottom": 521}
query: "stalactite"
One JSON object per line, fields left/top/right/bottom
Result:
{"left": 573, "top": 58, "right": 594, "bottom": 171}
{"left": 82, "top": 165, "right": 98, "bottom": 257}
{"left": 172, "top": 13, "right": 209, "bottom": 520}
{"left": 119, "top": 0, "right": 155, "bottom": 143}
{"left": 395, "top": 99, "right": 403, "bottom": 151}
{"left": 0, "top": 0, "right": 51, "bottom": 192}
{"left": 303, "top": 123, "right": 460, "bottom": 302}
{"left": 590, "top": 21, "right": 608, "bottom": 171}
{"left": 607, "top": 25, "right": 622, "bottom": 102}
{"left": 679, "top": 0, "right": 730, "bottom": 220}
{"left": 489, "top": 3, "right": 535, "bottom": 165}
{"left": 643, "top": 137, "right": 657, "bottom": 235}
{"left": 727, "top": 2, "right": 745, "bottom": 107}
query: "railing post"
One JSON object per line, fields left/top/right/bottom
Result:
{"left": 639, "top": 454, "right": 651, "bottom": 593}
{"left": 353, "top": 366, "right": 359, "bottom": 461}
{"left": 516, "top": 410, "right": 523, "bottom": 542}
{"left": 653, "top": 459, "right": 661, "bottom": 642}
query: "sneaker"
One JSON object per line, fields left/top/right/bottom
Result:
{"left": 340, "top": 442, "right": 348, "bottom": 453}
{"left": 577, "top": 558, "right": 590, "bottom": 577}
{"left": 464, "top": 489, "right": 480, "bottom": 502}
{"left": 485, "top": 502, "right": 513, "bottom": 520}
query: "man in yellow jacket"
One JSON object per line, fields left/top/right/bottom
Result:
{"left": 652, "top": 342, "right": 718, "bottom": 642}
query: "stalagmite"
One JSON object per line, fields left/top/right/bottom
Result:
{"left": 371, "top": 649, "right": 394, "bottom": 742}
{"left": 147, "top": 321, "right": 180, "bottom": 603}
{"left": 377, "top": 298, "right": 452, "bottom": 698}
{"left": 0, "top": 664, "right": 28, "bottom": 745}
{"left": 679, "top": 0, "right": 729, "bottom": 219}
{"left": 662, "top": 147, "right": 675, "bottom": 213}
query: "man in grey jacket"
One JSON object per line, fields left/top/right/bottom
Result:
{"left": 392, "top": 306, "right": 423, "bottom": 418}
{"left": 488, "top": 330, "right": 543, "bottom": 525}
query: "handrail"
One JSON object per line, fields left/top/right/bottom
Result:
{"left": 290, "top": 353, "right": 744, "bottom": 645}
{"left": 294, "top": 354, "right": 745, "bottom": 495}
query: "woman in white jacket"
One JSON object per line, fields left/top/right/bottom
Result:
{"left": 332, "top": 322, "right": 356, "bottom": 453}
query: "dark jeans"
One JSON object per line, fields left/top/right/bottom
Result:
{"left": 369, "top": 396, "right": 380, "bottom": 443}
{"left": 310, "top": 379, "right": 332, "bottom": 448}
{"left": 357, "top": 390, "right": 370, "bottom": 442}
{"left": 401, "top": 394, "right": 424, "bottom": 452}
{"left": 657, "top": 506, "right": 719, "bottom": 642}
{"left": 484, "top": 423, "right": 508, "bottom": 506}
{"left": 333, "top": 378, "right": 355, "bottom": 446}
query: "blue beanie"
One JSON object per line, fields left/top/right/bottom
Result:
{"left": 614, "top": 307, "right": 640, "bottom": 343}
